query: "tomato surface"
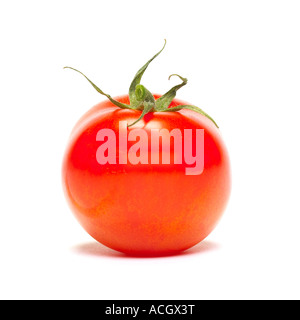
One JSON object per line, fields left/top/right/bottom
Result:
{"left": 62, "top": 94, "right": 231, "bottom": 256}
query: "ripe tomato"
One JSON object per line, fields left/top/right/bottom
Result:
{"left": 62, "top": 41, "right": 231, "bottom": 256}
{"left": 62, "top": 94, "right": 230, "bottom": 255}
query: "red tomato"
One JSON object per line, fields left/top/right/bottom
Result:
{"left": 62, "top": 94, "right": 231, "bottom": 256}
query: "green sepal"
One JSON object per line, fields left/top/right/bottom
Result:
{"left": 155, "top": 74, "right": 188, "bottom": 111}
{"left": 63, "top": 66, "right": 134, "bottom": 110}
{"left": 128, "top": 40, "right": 166, "bottom": 107}
{"left": 163, "top": 105, "right": 219, "bottom": 128}
{"left": 64, "top": 40, "right": 219, "bottom": 129}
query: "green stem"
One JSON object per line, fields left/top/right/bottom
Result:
{"left": 128, "top": 85, "right": 156, "bottom": 127}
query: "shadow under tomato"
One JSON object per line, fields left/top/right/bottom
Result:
{"left": 71, "top": 240, "right": 221, "bottom": 259}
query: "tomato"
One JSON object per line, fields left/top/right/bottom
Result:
{"left": 62, "top": 41, "right": 231, "bottom": 256}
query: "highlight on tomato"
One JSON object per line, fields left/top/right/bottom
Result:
{"left": 62, "top": 40, "right": 231, "bottom": 256}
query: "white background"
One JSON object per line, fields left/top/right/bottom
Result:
{"left": 1, "top": 0, "right": 300, "bottom": 300}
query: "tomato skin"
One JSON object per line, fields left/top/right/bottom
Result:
{"left": 62, "top": 95, "right": 231, "bottom": 256}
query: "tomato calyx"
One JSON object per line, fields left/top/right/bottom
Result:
{"left": 64, "top": 40, "right": 218, "bottom": 128}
